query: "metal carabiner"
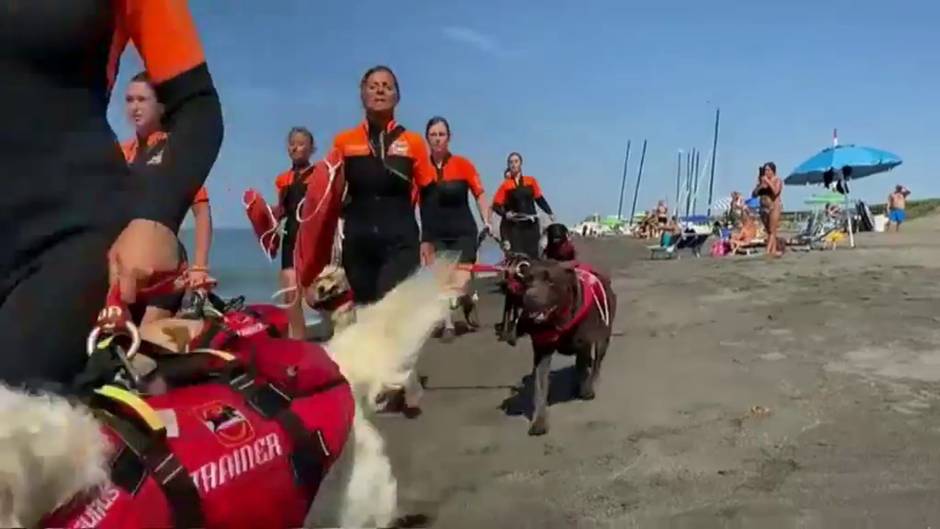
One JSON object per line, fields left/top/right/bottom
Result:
{"left": 86, "top": 319, "right": 143, "bottom": 387}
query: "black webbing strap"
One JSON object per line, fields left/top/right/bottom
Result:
{"left": 224, "top": 366, "right": 339, "bottom": 494}
{"left": 95, "top": 409, "right": 204, "bottom": 529}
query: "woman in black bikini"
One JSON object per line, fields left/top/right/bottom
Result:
{"left": 752, "top": 162, "right": 784, "bottom": 257}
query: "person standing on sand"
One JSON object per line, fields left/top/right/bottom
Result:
{"left": 887, "top": 184, "right": 910, "bottom": 232}
{"left": 270, "top": 127, "right": 318, "bottom": 339}
{"left": 420, "top": 116, "right": 491, "bottom": 341}
{"left": 122, "top": 71, "right": 216, "bottom": 325}
{"left": 752, "top": 162, "right": 784, "bottom": 257}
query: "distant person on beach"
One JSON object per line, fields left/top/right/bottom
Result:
{"left": 729, "top": 191, "right": 745, "bottom": 225}
{"left": 270, "top": 126, "right": 317, "bottom": 338}
{"left": 887, "top": 184, "right": 910, "bottom": 232}
{"left": 122, "top": 71, "right": 215, "bottom": 325}
{"left": 752, "top": 162, "right": 784, "bottom": 257}
{"left": 491, "top": 152, "right": 555, "bottom": 258}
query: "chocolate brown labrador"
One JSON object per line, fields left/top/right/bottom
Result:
{"left": 517, "top": 259, "right": 617, "bottom": 436}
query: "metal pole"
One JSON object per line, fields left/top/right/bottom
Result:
{"left": 685, "top": 149, "right": 693, "bottom": 218}
{"left": 675, "top": 151, "right": 682, "bottom": 213}
{"left": 707, "top": 107, "right": 720, "bottom": 216}
{"left": 629, "top": 139, "right": 648, "bottom": 222}
{"left": 616, "top": 140, "right": 632, "bottom": 221}
{"left": 692, "top": 149, "right": 701, "bottom": 215}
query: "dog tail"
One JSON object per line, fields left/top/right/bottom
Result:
{"left": 325, "top": 255, "right": 457, "bottom": 408}
{"left": 0, "top": 384, "right": 110, "bottom": 527}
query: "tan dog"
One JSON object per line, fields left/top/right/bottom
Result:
{"left": 305, "top": 264, "right": 357, "bottom": 335}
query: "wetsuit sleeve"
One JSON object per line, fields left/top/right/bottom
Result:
{"left": 528, "top": 177, "right": 554, "bottom": 215}
{"left": 121, "top": 0, "right": 223, "bottom": 233}
{"left": 491, "top": 181, "right": 508, "bottom": 216}
{"left": 192, "top": 186, "right": 209, "bottom": 205}
{"left": 409, "top": 134, "right": 435, "bottom": 206}
{"left": 535, "top": 196, "right": 553, "bottom": 216}
{"left": 463, "top": 159, "right": 485, "bottom": 198}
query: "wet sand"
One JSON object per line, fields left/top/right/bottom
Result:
{"left": 378, "top": 215, "right": 940, "bottom": 529}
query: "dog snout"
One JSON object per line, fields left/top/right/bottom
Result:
{"left": 523, "top": 284, "right": 551, "bottom": 312}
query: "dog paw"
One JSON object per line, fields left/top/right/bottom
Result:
{"left": 579, "top": 389, "right": 596, "bottom": 401}
{"left": 528, "top": 419, "right": 548, "bottom": 436}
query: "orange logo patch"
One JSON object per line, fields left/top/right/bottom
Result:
{"left": 195, "top": 402, "right": 255, "bottom": 447}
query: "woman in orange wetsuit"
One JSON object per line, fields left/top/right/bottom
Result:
{"left": 272, "top": 127, "right": 317, "bottom": 339}
{"left": 122, "top": 71, "right": 215, "bottom": 325}
{"left": 491, "top": 152, "right": 556, "bottom": 259}
{"left": 420, "top": 116, "right": 490, "bottom": 341}
{"left": 330, "top": 66, "right": 435, "bottom": 305}
{"left": 0, "top": 2, "right": 223, "bottom": 386}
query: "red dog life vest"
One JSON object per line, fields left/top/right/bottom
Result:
{"left": 531, "top": 263, "right": 610, "bottom": 347}
{"left": 42, "top": 312, "right": 354, "bottom": 529}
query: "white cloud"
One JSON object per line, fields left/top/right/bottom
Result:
{"left": 441, "top": 26, "right": 503, "bottom": 55}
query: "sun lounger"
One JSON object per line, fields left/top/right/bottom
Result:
{"left": 649, "top": 232, "right": 710, "bottom": 260}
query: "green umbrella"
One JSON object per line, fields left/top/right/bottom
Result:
{"left": 803, "top": 190, "right": 847, "bottom": 207}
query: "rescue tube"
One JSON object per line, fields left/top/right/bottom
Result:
{"left": 293, "top": 148, "right": 346, "bottom": 290}
{"left": 243, "top": 189, "right": 282, "bottom": 261}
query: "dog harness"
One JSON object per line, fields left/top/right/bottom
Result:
{"left": 531, "top": 263, "right": 611, "bottom": 347}
{"left": 42, "top": 294, "right": 354, "bottom": 529}
{"left": 311, "top": 289, "right": 355, "bottom": 313}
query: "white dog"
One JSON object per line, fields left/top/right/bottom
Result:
{"left": 0, "top": 259, "right": 454, "bottom": 529}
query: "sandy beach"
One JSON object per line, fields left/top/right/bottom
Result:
{"left": 376, "top": 214, "right": 940, "bottom": 529}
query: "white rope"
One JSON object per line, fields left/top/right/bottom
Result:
{"left": 576, "top": 269, "right": 610, "bottom": 328}
{"left": 296, "top": 158, "right": 342, "bottom": 224}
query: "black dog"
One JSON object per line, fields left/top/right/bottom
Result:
{"left": 542, "top": 223, "right": 576, "bottom": 262}
{"left": 516, "top": 259, "right": 617, "bottom": 436}
{"left": 493, "top": 250, "right": 530, "bottom": 346}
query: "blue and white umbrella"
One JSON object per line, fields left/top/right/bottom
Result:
{"left": 784, "top": 141, "right": 902, "bottom": 248}
{"left": 784, "top": 144, "right": 902, "bottom": 186}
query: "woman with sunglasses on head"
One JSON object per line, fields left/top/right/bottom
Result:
{"left": 420, "top": 116, "right": 491, "bottom": 341}
{"left": 491, "top": 152, "right": 556, "bottom": 259}
{"left": 122, "top": 71, "right": 215, "bottom": 325}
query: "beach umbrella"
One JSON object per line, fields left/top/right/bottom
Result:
{"left": 784, "top": 144, "right": 902, "bottom": 186}
{"left": 785, "top": 142, "right": 902, "bottom": 248}
{"left": 803, "top": 190, "right": 849, "bottom": 207}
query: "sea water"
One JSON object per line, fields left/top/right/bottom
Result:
{"left": 178, "top": 228, "right": 506, "bottom": 304}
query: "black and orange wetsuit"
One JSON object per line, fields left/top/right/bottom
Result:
{"left": 122, "top": 131, "right": 211, "bottom": 317}
{"left": 332, "top": 120, "right": 434, "bottom": 303}
{"left": 492, "top": 174, "right": 554, "bottom": 258}
{"left": 419, "top": 154, "right": 485, "bottom": 264}
{"left": 274, "top": 164, "right": 314, "bottom": 270}
{"left": 0, "top": 1, "right": 223, "bottom": 386}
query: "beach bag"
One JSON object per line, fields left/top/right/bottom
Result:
{"left": 710, "top": 240, "right": 729, "bottom": 257}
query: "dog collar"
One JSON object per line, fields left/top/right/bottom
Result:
{"left": 313, "top": 289, "right": 355, "bottom": 312}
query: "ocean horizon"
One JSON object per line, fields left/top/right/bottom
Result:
{"left": 178, "top": 227, "right": 506, "bottom": 304}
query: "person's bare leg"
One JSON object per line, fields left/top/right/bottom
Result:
{"left": 280, "top": 268, "right": 306, "bottom": 339}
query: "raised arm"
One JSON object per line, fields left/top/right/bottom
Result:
{"left": 120, "top": 0, "right": 224, "bottom": 233}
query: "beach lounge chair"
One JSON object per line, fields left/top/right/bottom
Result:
{"left": 649, "top": 231, "right": 709, "bottom": 260}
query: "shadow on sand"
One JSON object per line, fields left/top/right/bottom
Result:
{"left": 499, "top": 365, "right": 581, "bottom": 420}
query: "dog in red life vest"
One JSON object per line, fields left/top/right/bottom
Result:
{"left": 0, "top": 260, "right": 455, "bottom": 529}
{"left": 515, "top": 259, "right": 617, "bottom": 436}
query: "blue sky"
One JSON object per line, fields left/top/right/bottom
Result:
{"left": 107, "top": 0, "right": 939, "bottom": 227}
